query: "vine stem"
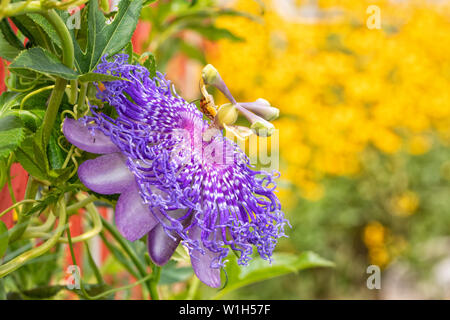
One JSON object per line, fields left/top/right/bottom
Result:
{"left": 69, "top": 80, "right": 78, "bottom": 105}
{"left": 0, "top": 1, "right": 41, "bottom": 18}
{"left": 21, "top": 194, "right": 102, "bottom": 243}
{"left": 6, "top": 9, "right": 75, "bottom": 243}
{"left": 76, "top": 82, "right": 88, "bottom": 117}
{"left": 62, "top": 145, "right": 75, "bottom": 169}
{"left": 19, "top": 85, "right": 55, "bottom": 110}
{"left": 6, "top": 159, "right": 17, "bottom": 205}
{"left": 0, "top": 0, "right": 88, "bottom": 19}
{"left": 0, "top": 198, "right": 67, "bottom": 278}
{"left": 149, "top": 264, "right": 161, "bottom": 300}
{"left": 39, "top": 9, "right": 74, "bottom": 148}
{"left": 0, "top": 199, "right": 37, "bottom": 219}
{"left": 26, "top": 210, "right": 55, "bottom": 233}
{"left": 7, "top": 177, "right": 39, "bottom": 243}
{"left": 100, "top": 217, "right": 154, "bottom": 299}
{"left": 186, "top": 276, "right": 200, "bottom": 300}
{"left": 66, "top": 194, "right": 97, "bottom": 215}
{"left": 84, "top": 242, "right": 104, "bottom": 285}
{"left": 41, "top": 79, "right": 66, "bottom": 148}
{"left": 66, "top": 224, "right": 153, "bottom": 300}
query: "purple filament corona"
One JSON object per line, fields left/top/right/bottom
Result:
{"left": 81, "top": 54, "right": 288, "bottom": 269}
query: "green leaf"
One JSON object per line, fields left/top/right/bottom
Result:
{"left": 9, "top": 47, "right": 79, "bottom": 80}
{"left": 23, "top": 192, "right": 60, "bottom": 217}
{"left": 0, "top": 19, "right": 24, "bottom": 50}
{"left": 0, "top": 44, "right": 19, "bottom": 63}
{"left": 48, "top": 134, "right": 65, "bottom": 170}
{"left": 48, "top": 167, "right": 72, "bottom": 183}
{"left": 168, "top": 8, "right": 260, "bottom": 26}
{"left": 10, "top": 109, "right": 44, "bottom": 133}
{"left": 0, "top": 20, "right": 23, "bottom": 61}
{"left": 155, "top": 37, "right": 181, "bottom": 71}
{"left": 74, "top": 283, "right": 114, "bottom": 300}
{"left": 0, "top": 90, "right": 50, "bottom": 114}
{"left": 143, "top": 0, "right": 157, "bottom": 6}
{"left": 0, "top": 91, "right": 46, "bottom": 135}
{"left": 73, "top": 0, "right": 143, "bottom": 73}
{"left": 33, "top": 131, "right": 49, "bottom": 171}
{"left": 15, "top": 136, "right": 49, "bottom": 181}
{"left": 0, "top": 93, "right": 47, "bottom": 135}
{"left": 23, "top": 200, "right": 48, "bottom": 217}
{"left": 17, "top": 93, "right": 50, "bottom": 113}
{"left": 20, "top": 285, "right": 65, "bottom": 299}
{"left": 0, "top": 115, "right": 25, "bottom": 159}
{"left": 10, "top": 15, "right": 54, "bottom": 50}
{"left": 78, "top": 72, "right": 126, "bottom": 83}
{"left": 140, "top": 52, "right": 156, "bottom": 78}
{"left": 24, "top": 184, "right": 78, "bottom": 217}
{"left": 27, "top": 13, "right": 62, "bottom": 48}
{"left": 0, "top": 91, "right": 25, "bottom": 116}
{"left": 0, "top": 221, "right": 8, "bottom": 259}
{"left": 185, "top": 24, "right": 243, "bottom": 42}
{"left": 124, "top": 41, "right": 133, "bottom": 63}
{"left": 179, "top": 41, "right": 206, "bottom": 64}
{"left": 214, "top": 251, "right": 334, "bottom": 299}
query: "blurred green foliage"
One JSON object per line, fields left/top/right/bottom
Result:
{"left": 217, "top": 137, "right": 450, "bottom": 299}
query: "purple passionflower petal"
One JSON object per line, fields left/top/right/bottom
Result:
{"left": 63, "top": 118, "right": 120, "bottom": 154}
{"left": 147, "top": 224, "right": 182, "bottom": 266}
{"left": 78, "top": 153, "right": 134, "bottom": 194}
{"left": 64, "top": 54, "right": 288, "bottom": 288}
{"left": 148, "top": 194, "right": 190, "bottom": 266}
{"left": 115, "top": 183, "right": 158, "bottom": 241}
{"left": 189, "top": 225, "right": 221, "bottom": 288}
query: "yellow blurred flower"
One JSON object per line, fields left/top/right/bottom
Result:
{"left": 300, "top": 180, "right": 325, "bottom": 202}
{"left": 368, "top": 247, "right": 390, "bottom": 268}
{"left": 363, "top": 221, "right": 385, "bottom": 248}
{"left": 363, "top": 221, "right": 393, "bottom": 268}
{"left": 208, "top": 0, "right": 450, "bottom": 198}
{"left": 391, "top": 191, "right": 420, "bottom": 217}
{"left": 370, "top": 127, "right": 402, "bottom": 154}
{"left": 408, "top": 135, "right": 432, "bottom": 155}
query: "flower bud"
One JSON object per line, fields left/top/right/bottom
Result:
{"left": 215, "top": 103, "right": 239, "bottom": 127}
{"left": 201, "top": 64, "right": 236, "bottom": 104}
{"left": 235, "top": 103, "right": 275, "bottom": 137}
{"left": 239, "top": 98, "right": 280, "bottom": 121}
{"left": 251, "top": 119, "right": 275, "bottom": 137}
{"left": 202, "top": 64, "right": 220, "bottom": 86}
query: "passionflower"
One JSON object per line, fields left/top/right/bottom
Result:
{"left": 63, "top": 54, "right": 287, "bottom": 288}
